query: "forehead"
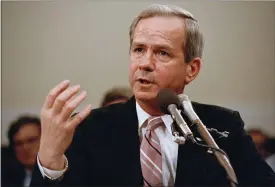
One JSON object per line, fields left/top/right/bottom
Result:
{"left": 133, "top": 16, "right": 185, "bottom": 48}
{"left": 14, "top": 123, "right": 40, "bottom": 140}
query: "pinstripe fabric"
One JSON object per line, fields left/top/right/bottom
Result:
{"left": 140, "top": 116, "right": 164, "bottom": 187}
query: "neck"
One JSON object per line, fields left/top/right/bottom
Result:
{"left": 136, "top": 98, "right": 164, "bottom": 116}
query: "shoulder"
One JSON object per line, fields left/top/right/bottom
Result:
{"left": 88, "top": 101, "right": 128, "bottom": 121}
{"left": 191, "top": 101, "right": 237, "bottom": 116}
{"left": 191, "top": 101, "right": 244, "bottom": 131}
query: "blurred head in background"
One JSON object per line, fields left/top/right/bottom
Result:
{"left": 247, "top": 128, "right": 268, "bottom": 157}
{"left": 8, "top": 115, "right": 41, "bottom": 170}
{"left": 100, "top": 87, "right": 133, "bottom": 107}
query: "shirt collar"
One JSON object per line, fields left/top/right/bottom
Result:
{"left": 24, "top": 168, "right": 32, "bottom": 176}
{"left": 136, "top": 101, "right": 174, "bottom": 134}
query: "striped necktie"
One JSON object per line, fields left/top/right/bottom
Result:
{"left": 140, "top": 116, "right": 164, "bottom": 187}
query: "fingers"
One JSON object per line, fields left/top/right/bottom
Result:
{"left": 59, "top": 90, "right": 88, "bottom": 121}
{"left": 68, "top": 104, "right": 92, "bottom": 128}
{"left": 52, "top": 85, "right": 81, "bottom": 115}
{"left": 43, "top": 80, "right": 70, "bottom": 109}
{"left": 43, "top": 80, "right": 91, "bottom": 129}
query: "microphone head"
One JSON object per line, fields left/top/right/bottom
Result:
{"left": 156, "top": 88, "right": 181, "bottom": 114}
{"left": 178, "top": 94, "right": 190, "bottom": 102}
{"left": 178, "top": 93, "right": 199, "bottom": 122}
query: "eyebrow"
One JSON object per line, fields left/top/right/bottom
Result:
{"left": 132, "top": 41, "right": 173, "bottom": 51}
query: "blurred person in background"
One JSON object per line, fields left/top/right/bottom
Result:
{"left": 1, "top": 115, "right": 41, "bottom": 187}
{"left": 247, "top": 128, "right": 269, "bottom": 158}
{"left": 100, "top": 87, "right": 133, "bottom": 107}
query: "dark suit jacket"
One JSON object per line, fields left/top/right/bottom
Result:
{"left": 1, "top": 147, "right": 27, "bottom": 187}
{"left": 31, "top": 97, "right": 275, "bottom": 186}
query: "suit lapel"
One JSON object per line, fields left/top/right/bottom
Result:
{"left": 118, "top": 97, "right": 143, "bottom": 185}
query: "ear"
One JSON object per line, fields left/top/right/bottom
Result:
{"left": 184, "top": 57, "right": 201, "bottom": 85}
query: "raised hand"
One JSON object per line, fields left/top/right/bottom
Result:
{"left": 38, "top": 80, "right": 92, "bottom": 170}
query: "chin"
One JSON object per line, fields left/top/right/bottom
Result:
{"left": 134, "top": 90, "right": 157, "bottom": 101}
{"left": 132, "top": 82, "right": 160, "bottom": 100}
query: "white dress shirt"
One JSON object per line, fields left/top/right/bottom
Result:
{"left": 23, "top": 169, "right": 32, "bottom": 187}
{"left": 37, "top": 101, "right": 179, "bottom": 186}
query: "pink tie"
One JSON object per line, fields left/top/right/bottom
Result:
{"left": 140, "top": 116, "right": 164, "bottom": 187}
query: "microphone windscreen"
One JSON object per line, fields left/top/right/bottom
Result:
{"left": 156, "top": 88, "right": 181, "bottom": 114}
{"left": 178, "top": 94, "right": 190, "bottom": 102}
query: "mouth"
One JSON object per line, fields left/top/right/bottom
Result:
{"left": 138, "top": 78, "right": 152, "bottom": 85}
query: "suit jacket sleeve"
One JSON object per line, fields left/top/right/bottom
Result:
{"left": 228, "top": 111, "right": 275, "bottom": 186}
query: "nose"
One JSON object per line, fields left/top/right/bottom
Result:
{"left": 22, "top": 142, "right": 32, "bottom": 151}
{"left": 138, "top": 51, "right": 155, "bottom": 72}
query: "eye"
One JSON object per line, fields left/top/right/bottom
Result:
{"left": 131, "top": 47, "right": 144, "bottom": 58}
{"left": 158, "top": 50, "right": 169, "bottom": 56}
{"left": 134, "top": 47, "right": 143, "bottom": 53}
{"left": 14, "top": 141, "right": 23, "bottom": 147}
{"left": 27, "top": 137, "right": 39, "bottom": 144}
{"left": 156, "top": 50, "right": 171, "bottom": 62}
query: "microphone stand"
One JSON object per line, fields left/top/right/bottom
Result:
{"left": 171, "top": 120, "right": 238, "bottom": 187}
{"left": 193, "top": 119, "right": 238, "bottom": 187}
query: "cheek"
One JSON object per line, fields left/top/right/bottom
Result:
{"left": 129, "top": 62, "right": 137, "bottom": 72}
{"left": 15, "top": 148, "right": 26, "bottom": 160}
{"left": 156, "top": 63, "right": 185, "bottom": 88}
{"left": 172, "top": 67, "right": 187, "bottom": 89}
{"left": 129, "top": 62, "right": 138, "bottom": 84}
{"left": 155, "top": 64, "right": 172, "bottom": 84}
{"left": 15, "top": 146, "right": 23, "bottom": 153}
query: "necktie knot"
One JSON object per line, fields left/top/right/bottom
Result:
{"left": 147, "top": 116, "right": 163, "bottom": 131}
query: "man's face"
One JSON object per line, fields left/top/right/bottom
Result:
{"left": 129, "top": 16, "right": 191, "bottom": 103}
{"left": 13, "top": 124, "right": 40, "bottom": 169}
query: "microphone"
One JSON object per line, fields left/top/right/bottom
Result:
{"left": 156, "top": 88, "right": 196, "bottom": 143}
{"left": 178, "top": 94, "right": 238, "bottom": 187}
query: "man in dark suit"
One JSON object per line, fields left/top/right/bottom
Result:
{"left": 30, "top": 4, "right": 275, "bottom": 187}
{"left": 2, "top": 115, "right": 41, "bottom": 187}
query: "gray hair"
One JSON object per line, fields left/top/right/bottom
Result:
{"left": 129, "top": 4, "right": 204, "bottom": 63}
